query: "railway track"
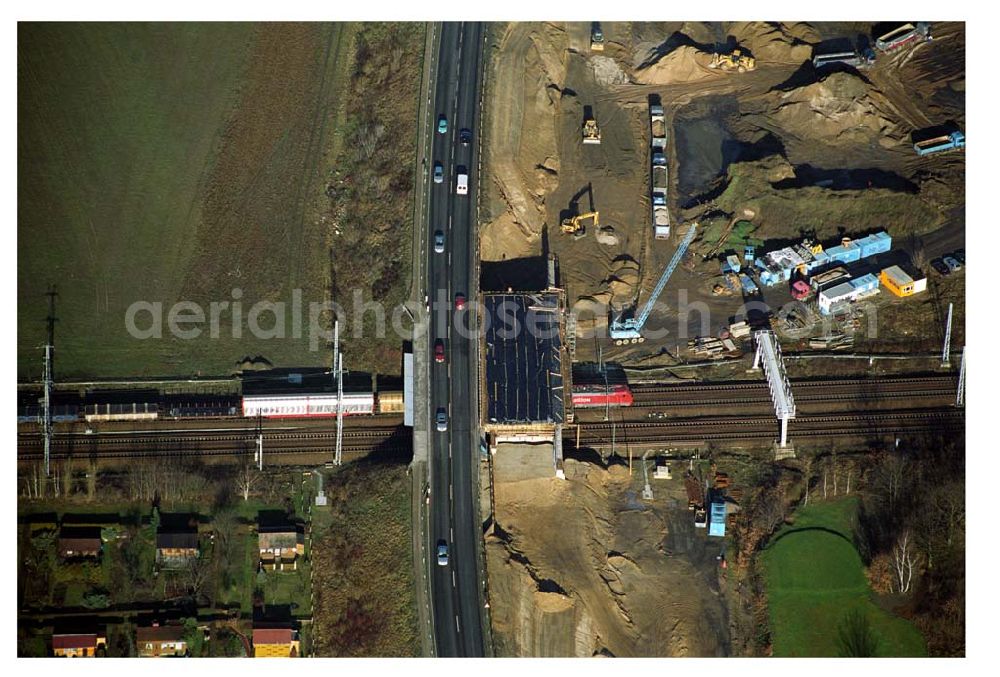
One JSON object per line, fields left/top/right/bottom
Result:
{"left": 17, "top": 425, "right": 409, "bottom": 461}
{"left": 570, "top": 408, "right": 964, "bottom": 447}
{"left": 629, "top": 375, "right": 956, "bottom": 398}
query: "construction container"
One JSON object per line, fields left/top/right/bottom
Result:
{"left": 880, "top": 265, "right": 927, "bottom": 297}
{"left": 857, "top": 231, "right": 892, "bottom": 258}
{"left": 709, "top": 502, "right": 727, "bottom": 537}
{"left": 825, "top": 243, "right": 862, "bottom": 265}
{"left": 818, "top": 273, "right": 879, "bottom": 315}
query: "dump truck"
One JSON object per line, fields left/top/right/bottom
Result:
{"left": 582, "top": 116, "right": 601, "bottom": 144}
{"left": 914, "top": 131, "right": 965, "bottom": 156}
{"left": 652, "top": 165, "right": 668, "bottom": 205}
{"left": 875, "top": 22, "right": 931, "bottom": 52}
{"left": 709, "top": 49, "right": 756, "bottom": 72}
{"left": 650, "top": 104, "right": 666, "bottom": 149}
{"left": 653, "top": 206, "right": 670, "bottom": 240}
{"left": 812, "top": 48, "right": 876, "bottom": 69}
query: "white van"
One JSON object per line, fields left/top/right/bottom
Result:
{"left": 456, "top": 169, "right": 468, "bottom": 195}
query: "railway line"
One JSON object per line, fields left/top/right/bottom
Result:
{"left": 17, "top": 423, "right": 408, "bottom": 462}
{"left": 569, "top": 408, "right": 963, "bottom": 448}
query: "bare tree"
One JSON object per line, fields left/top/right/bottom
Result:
{"left": 236, "top": 455, "right": 259, "bottom": 502}
{"left": 799, "top": 455, "right": 814, "bottom": 505}
{"left": 892, "top": 530, "right": 919, "bottom": 593}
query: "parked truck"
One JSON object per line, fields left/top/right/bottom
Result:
{"left": 812, "top": 48, "right": 876, "bottom": 70}
{"left": 875, "top": 22, "right": 931, "bottom": 52}
{"left": 652, "top": 165, "right": 668, "bottom": 204}
{"left": 650, "top": 104, "right": 666, "bottom": 149}
{"left": 653, "top": 206, "right": 670, "bottom": 239}
{"left": 913, "top": 131, "right": 965, "bottom": 156}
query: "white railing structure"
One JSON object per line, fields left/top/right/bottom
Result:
{"left": 752, "top": 330, "right": 797, "bottom": 447}
{"left": 942, "top": 303, "right": 953, "bottom": 367}
{"left": 956, "top": 346, "right": 966, "bottom": 408}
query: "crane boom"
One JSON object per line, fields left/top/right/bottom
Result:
{"left": 609, "top": 223, "right": 697, "bottom": 342}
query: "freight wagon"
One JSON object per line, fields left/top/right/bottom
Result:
{"left": 570, "top": 383, "right": 634, "bottom": 408}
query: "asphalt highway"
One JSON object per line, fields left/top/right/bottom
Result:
{"left": 425, "top": 21, "right": 486, "bottom": 658}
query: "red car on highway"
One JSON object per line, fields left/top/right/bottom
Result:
{"left": 454, "top": 293, "right": 466, "bottom": 311}
{"left": 434, "top": 339, "right": 445, "bottom": 363}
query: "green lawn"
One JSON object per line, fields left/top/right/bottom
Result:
{"left": 763, "top": 497, "right": 926, "bottom": 657}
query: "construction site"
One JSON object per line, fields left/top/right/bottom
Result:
{"left": 478, "top": 21, "right": 965, "bottom": 657}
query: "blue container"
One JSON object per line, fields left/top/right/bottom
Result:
{"left": 827, "top": 244, "right": 861, "bottom": 264}
{"left": 709, "top": 502, "right": 727, "bottom": 537}
{"left": 858, "top": 231, "right": 892, "bottom": 259}
{"left": 850, "top": 273, "right": 879, "bottom": 293}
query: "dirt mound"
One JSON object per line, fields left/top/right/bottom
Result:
{"left": 724, "top": 22, "right": 816, "bottom": 65}
{"left": 633, "top": 44, "right": 719, "bottom": 85}
{"left": 482, "top": 23, "right": 569, "bottom": 261}
{"left": 768, "top": 71, "right": 901, "bottom": 146}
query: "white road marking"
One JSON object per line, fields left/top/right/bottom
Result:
{"left": 452, "top": 571, "right": 457, "bottom": 587}
{"left": 455, "top": 616, "right": 461, "bottom": 633}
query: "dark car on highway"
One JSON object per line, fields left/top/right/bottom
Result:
{"left": 459, "top": 128, "right": 472, "bottom": 145}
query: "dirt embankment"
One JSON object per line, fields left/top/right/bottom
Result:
{"left": 487, "top": 458, "right": 729, "bottom": 657}
{"left": 482, "top": 23, "right": 569, "bottom": 262}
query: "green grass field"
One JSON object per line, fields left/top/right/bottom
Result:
{"left": 18, "top": 23, "right": 351, "bottom": 379}
{"left": 762, "top": 497, "right": 926, "bottom": 656}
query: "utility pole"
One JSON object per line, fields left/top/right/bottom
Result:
{"left": 956, "top": 346, "right": 966, "bottom": 407}
{"left": 599, "top": 344, "right": 609, "bottom": 422}
{"left": 941, "top": 302, "right": 953, "bottom": 367}
{"left": 335, "top": 352, "right": 344, "bottom": 466}
{"left": 42, "top": 287, "right": 58, "bottom": 477}
{"left": 332, "top": 320, "right": 342, "bottom": 466}
{"left": 255, "top": 412, "right": 263, "bottom": 470}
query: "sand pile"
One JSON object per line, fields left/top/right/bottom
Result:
{"left": 725, "top": 22, "right": 816, "bottom": 65}
{"left": 633, "top": 45, "right": 719, "bottom": 85}
{"left": 769, "top": 71, "right": 900, "bottom": 145}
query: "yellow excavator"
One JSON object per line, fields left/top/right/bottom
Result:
{"left": 561, "top": 211, "right": 598, "bottom": 239}
{"left": 709, "top": 48, "right": 756, "bottom": 73}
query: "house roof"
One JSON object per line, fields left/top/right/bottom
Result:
{"left": 136, "top": 625, "right": 186, "bottom": 643}
{"left": 258, "top": 530, "right": 303, "bottom": 549}
{"left": 58, "top": 537, "right": 102, "bottom": 552}
{"left": 156, "top": 532, "right": 199, "bottom": 549}
{"left": 253, "top": 628, "right": 294, "bottom": 645}
{"left": 52, "top": 634, "right": 98, "bottom": 649}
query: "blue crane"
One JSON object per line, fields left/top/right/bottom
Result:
{"left": 609, "top": 224, "right": 698, "bottom": 343}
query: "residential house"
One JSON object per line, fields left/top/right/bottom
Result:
{"left": 155, "top": 528, "right": 199, "bottom": 568}
{"left": 258, "top": 523, "right": 305, "bottom": 571}
{"left": 136, "top": 624, "right": 187, "bottom": 657}
{"left": 57, "top": 526, "right": 102, "bottom": 560}
{"left": 252, "top": 628, "right": 299, "bottom": 658}
{"left": 52, "top": 633, "right": 105, "bottom": 657}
